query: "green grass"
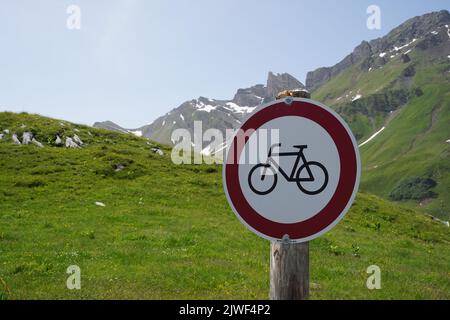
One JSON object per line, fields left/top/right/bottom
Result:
{"left": 311, "top": 56, "right": 415, "bottom": 144}
{"left": 313, "top": 58, "right": 406, "bottom": 107}
{"left": 0, "top": 112, "right": 449, "bottom": 299}
{"left": 359, "top": 62, "right": 450, "bottom": 219}
{"left": 311, "top": 39, "right": 450, "bottom": 220}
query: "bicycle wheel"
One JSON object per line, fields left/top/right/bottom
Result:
{"left": 248, "top": 164, "right": 278, "bottom": 195}
{"left": 296, "top": 161, "right": 329, "bottom": 195}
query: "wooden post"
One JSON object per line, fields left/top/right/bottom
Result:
{"left": 270, "top": 241, "right": 309, "bottom": 300}
{"left": 269, "top": 89, "right": 311, "bottom": 300}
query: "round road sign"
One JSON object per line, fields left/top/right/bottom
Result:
{"left": 223, "top": 97, "right": 360, "bottom": 243}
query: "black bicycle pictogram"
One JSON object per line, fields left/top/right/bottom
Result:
{"left": 248, "top": 143, "right": 329, "bottom": 195}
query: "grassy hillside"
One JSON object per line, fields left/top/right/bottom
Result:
{"left": 311, "top": 35, "right": 450, "bottom": 220}
{"left": 0, "top": 112, "right": 449, "bottom": 299}
{"left": 360, "top": 61, "right": 450, "bottom": 220}
{"left": 311, "top": 47, "right": 414, "bottom": 142}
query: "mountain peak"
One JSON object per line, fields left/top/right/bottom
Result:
{"left": 369, "top": 9, "right": 450, "bottom": 53}
{"left": 306, "top": 10, "right": 450, "bottom": 91}
{"left": 266, "top": 71, "right": 305, "bottom": 98}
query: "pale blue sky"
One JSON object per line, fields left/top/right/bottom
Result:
{"left": 0, "top": 0, "right": 449, "bottom": 128}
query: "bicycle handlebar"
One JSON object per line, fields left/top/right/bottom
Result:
{"left": 268, "top": 143, "right": 282, "bottom": 156}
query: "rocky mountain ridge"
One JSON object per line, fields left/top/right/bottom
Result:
{"left": 94, "top": 71, "right": 305, "bottom": 145}
{"left": 305, "top": 10, "right": 450, "bottom": 91}
{"left": 95, "top": 10, "right": 450, "bottom": 147}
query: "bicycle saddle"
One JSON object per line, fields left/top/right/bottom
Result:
{"left": 292, "top": 145, "right": 308, "bottom": 149}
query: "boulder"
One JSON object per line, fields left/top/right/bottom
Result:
{"left": 65, "top": 137, "right": 79, "bottom": 148}
{"left": 401, "top": 53, "right": 411, "bottom": 63}
{"left": 12, "top": 134, "right": 21, "bottom": 145}
{"left": 3, "top": 129, "right": 9, "bottom": 134}
{"left": 73, "top": 134, "right": 84, "bottom": 146}
{"left": 95, "top": 202, "right": 106, "bottom": 207}
{"left": 0, "top": 134, "right": 3, "bottom": 140}
{"left": 32, "top": 138, "right": 44, "bottom": 148}
{"left": 151, "top": 147, "right": 164, "bottom": 156}
{"left": 55, "top": 135, "right": 63, "bottom": 146}
{"left": 114, "top": 164, "right": 125, "bottom": 172}
{"left": 22, "top": 132, "right": 33, "bottom": 145}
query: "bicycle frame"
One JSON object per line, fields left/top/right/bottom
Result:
{"left": 262, "top": 144, "right": 314, "bottom": 182}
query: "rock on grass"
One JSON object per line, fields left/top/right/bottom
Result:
{"left": 65, "top": 137, "right": 79, "bottom": 148}
{"left": 73, "top": 134, "right": 84, "bottom": 146}
{"left": 22, "top": 132, "right": 33, "bottom": 145}
{"left": 12, "top": 134, "right": 21, "bottom": 145}
{"left": 151, "top": 148, "right": 164, "bottom": 156}
{"left": 32, "top": 138, "right": 44, "bottom": 148}
{"left": 55, "top": 135, "right": 63, "bottom": 146}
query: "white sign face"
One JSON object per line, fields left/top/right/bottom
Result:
{"left": 238, "top": 116, "right": 341, "bottom": 224}
{"left": 223, "top": 98, "right": 360, "bottom": 243}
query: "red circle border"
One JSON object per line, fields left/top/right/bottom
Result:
{"left": 224, "top": 100, "right": 359, "bottom": 240}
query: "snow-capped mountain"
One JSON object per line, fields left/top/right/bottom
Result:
{"left": 306, "top": 10, "right": 450, "bottom": 91}
{"left": 94, "top": 72, "right": 304, "bottom": 145}
{"left": 92, "top": 10, "right": 450, "bottom": 220}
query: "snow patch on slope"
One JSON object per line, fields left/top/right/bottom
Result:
{"left": 225, "top": 102, "right": 257, "bottom": 114}
{"left": 359, "top": 127, "right": 386, "bottom": 147}
{"left": 130, "top": 130, "right": 142, "bottom": 137}
{"left": 392, "top": 38, "right": 417, "bottom": 52}
{"left": 194, "top": 100, "right": 217, "bottom": 113}
{"left": 352, "top": 94, "right": 362, "bottom": 102}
